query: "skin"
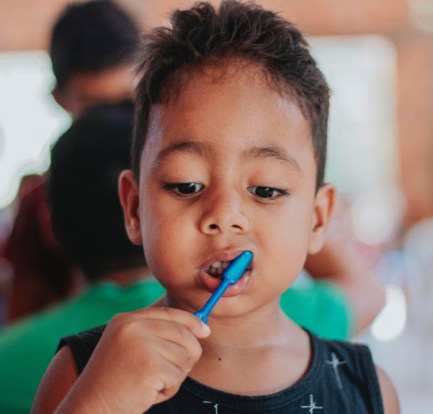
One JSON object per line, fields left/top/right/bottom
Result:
{"left": 52, "top": 63, "right": 137, "bottom": 118}
{"left": 32, "top": 62, "right": 399, "bottom": 413}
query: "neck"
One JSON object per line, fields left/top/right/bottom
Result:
{"left": 187, "top": 302, "right": 311, "bottom": 395}
{"left": 203, "top": 302, "right": 291, "bottom": 348}
{"left": 160, "top": 294, "right": 299, "bottom": 348}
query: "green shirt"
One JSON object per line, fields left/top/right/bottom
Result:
{"left": 281, "top": 279, "right": 352, "bottom": 340}
{"left": 0, "top": 278, "right": 165, "bottom": 414}
{"left": 0, "top": 278, "right": 351, "bottom": 414}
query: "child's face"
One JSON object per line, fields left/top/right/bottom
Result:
{"left": 121, "top": 63, "right": 334, "bottom": 319}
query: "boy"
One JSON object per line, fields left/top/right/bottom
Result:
{"left": 3, "top": 0, "right": 142, "bottom": 323}
{"left": 33, "top": 1, "right": 399, "bottom": 413}
{"left": 50, "top": 0, "right": 140, "bottom": 117}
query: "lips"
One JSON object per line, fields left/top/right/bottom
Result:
{"left": 198, "top": 250, "right": 253, "bottom": 295}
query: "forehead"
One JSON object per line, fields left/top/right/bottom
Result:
{"left": 143, "top": 63, "right": 313, "bottom": 161}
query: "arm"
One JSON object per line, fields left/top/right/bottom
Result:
{"left": 31, "top": 346, "right": 79, "bottom": 413}
{"left": 305, "top": 238, "right": 386, "bottom": 335}
{"left": 32, "top": 307, "right": 210, "bottom": 414}
{"left": 376, "top": 365, "right": 400, "bottom": 414}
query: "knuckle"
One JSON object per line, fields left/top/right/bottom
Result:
{"left": 177, "top": 347, "right": 191, "bottom": 372}
{"left": 159, "top": 306, "right": 176, "bottom": 316}
{"left": 189, "top": 340, "right": 203, "bottom": 363}
{"left": 108, "top": 313, "right": 141, "bottom": 340}
{"left": 171, "top": 365, "right": 187, "bottom": 387}
{"left": 157, "top": 365, "right": 185, "bottom": 399}
{"left": 175, "top": 322, "right": 191, "bottom": 338}
{"left": 109, "top": 312, "right": 127, "bottom": 326}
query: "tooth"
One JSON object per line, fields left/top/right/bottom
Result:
{"left": 211, "top": 261, "right": 223, "bottom": 269}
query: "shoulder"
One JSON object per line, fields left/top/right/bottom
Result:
{"left": 310, "top": 333, "right": 389, "bottom": 412}
{"left": 323, "top": 337, "right": 398, "bottom": 406}
{"left": 375, "top": 365, "right": 400, "bottom": 414}
{"left": 32, "top": 345, "right": 79, "bottom": 413}
{"left": 32, "top": 325, "right": 106, "bottom": 413}
{"left": 324, "top": 337, "right": 400, "bottom": 413}
{"left": 60, "top": 324, "right": 105, "bottom": 347}
{"left": 59, "top": 325, "right": 106, "bottom": 373}
{"left": 313, "top": 334, "right": 374, "bottom": 371}
{"left": 316, "top": 335, "right": 379, "bottom": 377}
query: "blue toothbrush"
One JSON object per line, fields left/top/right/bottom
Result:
{"left": 194, "top": 251, "right": 253, "bottom": 324}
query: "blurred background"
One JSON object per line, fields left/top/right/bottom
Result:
{"left": 0, "top": 1, "right": 432, "bottom": 412}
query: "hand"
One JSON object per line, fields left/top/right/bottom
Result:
{"left": 58, "top": 307, "right": 211, "bottom": 413}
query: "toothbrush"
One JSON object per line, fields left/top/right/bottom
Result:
{"left": 194, "top": 251, "right": 253, "bottom": 324}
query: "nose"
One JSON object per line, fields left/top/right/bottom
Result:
{"left": 199, "top": 188, "right": 250, "bottom": 235}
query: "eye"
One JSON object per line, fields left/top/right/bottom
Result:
{"left": 248, "top": 186, "right": 289, "bottom": 200}
{"left": 164, "top": 182, "right": 204, "bottom": 196}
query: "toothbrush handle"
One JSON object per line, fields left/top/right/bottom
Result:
{"left": 194, "top": 279, "right": 230, "bottom": 324}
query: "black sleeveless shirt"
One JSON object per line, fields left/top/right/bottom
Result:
{"left": 59, "top": 326, "right": 384, "bottom": 413}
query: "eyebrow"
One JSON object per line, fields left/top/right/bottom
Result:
{"left": 153, "top": 140, "right": 301, "bottom": 172}
{"left": 242, "top": 145, "right": 301, "bottom": 172}
{"left": 153, "top": 140, "right": 214, "bottom": 167}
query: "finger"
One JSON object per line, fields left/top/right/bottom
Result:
{"left": 152, "top": 361, "right": 187, "bottom": 405}
{"left": 142, "top": 319, "right": 204, "bottom": 364}
{"left": 136, "top": 348, "right": 187, "bottom": 407}
{"left": 129, "top": 306, "right": 211, "bottom": 338}
{"left": 153, "top": 335, "right": 195, "bottom": 374}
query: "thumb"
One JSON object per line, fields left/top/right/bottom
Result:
{"left": 192, "top": 317, "right": 211, "bottom": 338}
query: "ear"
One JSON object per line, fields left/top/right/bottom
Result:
{"left": 52, "top": 85, "right": 75, "bottom": 115}
{"left": 308, "top": 183, "right": 336, "bottom": 254}
{"left": 52, "top": 86, "right": 67, "bottom": 110}
{"left": 119, "top": 170, "right": 142, "bottom": 245}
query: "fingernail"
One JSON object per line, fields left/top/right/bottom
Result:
{"left": 201, "top": 321, "right": 211, "bottom": 335}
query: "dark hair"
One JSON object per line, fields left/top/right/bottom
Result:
{"left": 50, "top": 0, "right": 140, "bottom": 88}
{"left": 132, "top": 0, "right": 330, "bottom": 188}
{"left": 48, "top": 101, "right": 146, "bottom": 279}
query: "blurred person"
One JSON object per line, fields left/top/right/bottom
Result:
{"left": 0, "top": 103, "right": 164, "bottom": 414}
{"left": 50, "top": 0, "right": 141, "bottom": 117}
{"left": 0, "top": 174, "right": 44, "bottom": 325}
{"left": 401, "top": 216, "right": 433, "bottom": 388}
{"left": 302, "top": 197, "right": 386, "bottom": 336}
{"left": 2, "top": 0, "right": 142, "bottom": 322}
{"left": 0, "top": 257, "right": 12, "bottom": 327}
{"left": 1, "top": 179, "right": 80, "bottom": 323}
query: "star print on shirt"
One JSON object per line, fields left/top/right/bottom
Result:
{"left": 301, "top": 394, "right": 323, "bottom": 413}
{"left": 326, "top": 352, "right": 347, "bottom": 389}
{"left": 203, "top": 400, "right": 219, "bottom": 413}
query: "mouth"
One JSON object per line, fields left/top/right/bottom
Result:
{"left": 204, "top": 260, "right": 232, "bottom": 279}
{"left": 203, "top": 258, "right": 253, "bottom": 279}
{"left": 198, "top": 251, "right": 253, "bottom": 295}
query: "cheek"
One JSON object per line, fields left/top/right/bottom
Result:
{"left": 262, "top": 198, "right": 313, "bottom": 241}
{"left": 259, "top": 205, "right": 313, "bottom": 274}
{"left": 139, "top": 199, "right": 195, "bottom": 274}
